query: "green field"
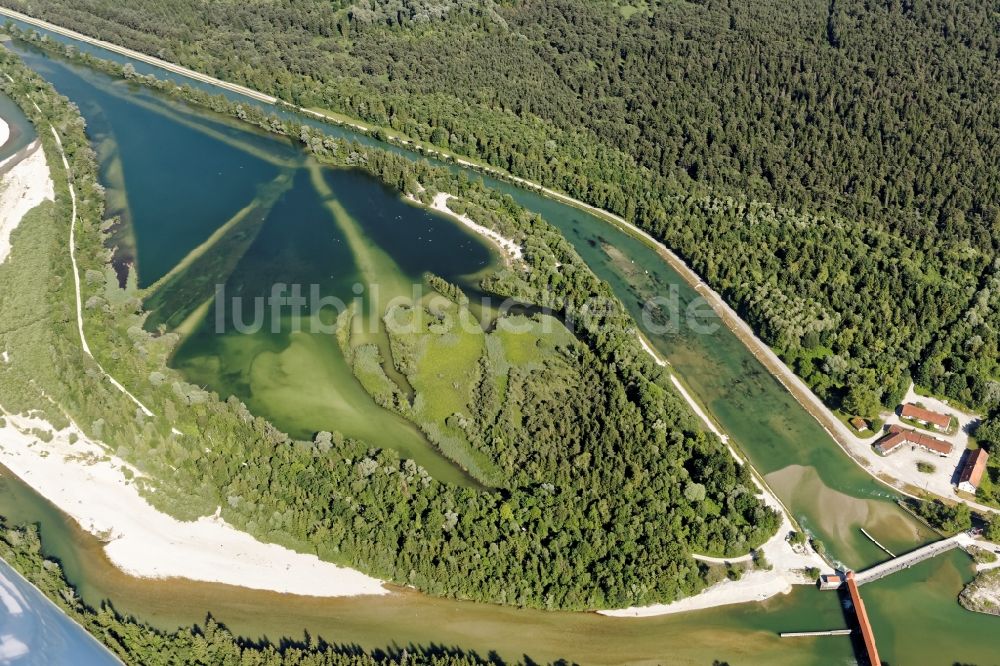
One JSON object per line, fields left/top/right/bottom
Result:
{"left": 339, "top": 281, "right": 589, "bottom": 489}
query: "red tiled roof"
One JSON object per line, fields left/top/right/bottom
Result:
{"left": 876, "top": 425, "right": 952, "bottom": 455}
{"left": 875, "top": 431, "right": 908, "bottom": 454}
{"left": 958, "top": 449, "right": 989, "bottom": 489}
{"left": 900, "top": 403, "right": 951, "bottom": 429}
{"left": 846, "top": 571, "right": 881, "bottom": 666}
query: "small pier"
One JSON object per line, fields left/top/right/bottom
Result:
{"left": 860, "top": 528, "right": 895, "bottom": 557}
{"left": 780, "top": 629, "right": 852, "bottom": 638}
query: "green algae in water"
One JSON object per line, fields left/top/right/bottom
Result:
{"left": 167, "top": 167, "right": 492, "bottom": 486}
{"left": 7, "top": 35, "right": 993, "bottom": 664}
{"left": 9, "top": 43, "right": 496, "bottom": 485}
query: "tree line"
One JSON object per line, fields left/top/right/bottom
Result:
{"left": 6, "top": 0, "right": 999, "bottom": 430}
{"left": 0, "top": 40, "right": 778, "bottom": 616}
{"left": 0, "top": 518, "right": 517, "bottom": 665}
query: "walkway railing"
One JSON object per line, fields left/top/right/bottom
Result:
{"left": 854, "top": 535, "right": 961, "bottom": 586}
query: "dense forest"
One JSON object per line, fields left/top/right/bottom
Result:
{"left": 0, "top": 42, "right": 780, "bottom": 614}
{"left": 5, "top": 0, "right": 999, "bottom": 430}
{"left": 0, "top": 517, "right": 517, "bottom": 665}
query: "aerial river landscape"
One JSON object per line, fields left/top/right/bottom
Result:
{"left": 0, "top": 19, "right": 997, "bottom": 666}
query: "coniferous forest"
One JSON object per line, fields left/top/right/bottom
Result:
{"left": 1, "top": 2, "right": 999, "bottom": 661}
{"left": 0, "top": 42, "right": 779, "bottom": 614}
{"left": 6, "top": 0, "right": 999, "bottom": 433}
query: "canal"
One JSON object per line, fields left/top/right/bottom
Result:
{"left": 0, "top": 21, "right": 996, "bottom": 665}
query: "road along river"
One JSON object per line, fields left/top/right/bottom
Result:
{"left": 0, "top": 18, "right": 996, "bottom": 665}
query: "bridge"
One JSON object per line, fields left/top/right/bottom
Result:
{"left": 845, "top": 571, "right": 880, "bottom": 666}
{"left": 854, "top": 534, "right": 964, "bottom": 586}
{"left": 814, "top": 533, "right": 973, "bottom": 666}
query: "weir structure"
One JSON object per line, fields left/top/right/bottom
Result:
{"left": 813, "top": 533, "right": 971, "bottom": 665}
{"left": 779, "top": 629, "right": 852, "bottom": 638}
{"left": 854, "top": 534, "right": 962, "bottom": 586}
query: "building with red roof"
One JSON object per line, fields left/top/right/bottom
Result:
{"left": 957, "top": 448, "right": 989, "bottom": 493}
{"left": 874, "top": 425, "right": 952, "bottom": 457}
{"left": 900, "top": 403, "right": 952, "bottom": 431}
{"left": 818, "top": 573, "right": 844, "bottom": 590}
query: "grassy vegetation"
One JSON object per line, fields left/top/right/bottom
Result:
{"left": 493, "top": 314, "right": 577, "bottom": 367}
{"left": 968, "top": 546, "right": 998, "bottom": 565}
{"left": 393, "top": 302, "right": 485, "bottom": 425}
{"left": 0, "top": 40, "right": 779, "bottom": 611}
{"left": 348, "top": 281, "right": 607, "bottom": 491}
{"left": 388, "top": 301, "right": 498, "bottom": 484}
{"left": 833, "top": 410, "right": 877, "bottom": 438}
{"left": 348, "top": 342, "right": 412, "bottom": 414}
{"left": 900, "top": 416, "right": 943, "bottom": 435}
{"left": 617, "top": 2, "right": 649, "bottom": 20}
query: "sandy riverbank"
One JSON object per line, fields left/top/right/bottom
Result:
{"left": 601, "top": 337, "right": 827, "bottom": 618}
{"left": 0, "top": 412, "right": 388, "bottom": 598}
{"left": 600, "top": 483, "right": 825, "bottom": 618}
{"left": 0, "top": 80, "right": 386, "bottom": 601}
{"left": 428, "top": 192, "right": 523, "bottom": 263}
{"left": 0, "top": 141, "right": 52, "bottom": 265}
{"left": 602, "top": 493, "right": 825, "bottom": 618}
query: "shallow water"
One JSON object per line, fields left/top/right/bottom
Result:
{"left": 0, "top": 466, "right": 852, "bottom": 666}
{"left": 2, "top": 28, "right": 998, "bottom": 665}
{"left": 0, "top": 90, "right": 35, "bottom": 164}
{"left": 9, "top": 42, "right": 496, "bottom": 486}
{"left": 479, "top": 179, "right": 932, "bottom": 568}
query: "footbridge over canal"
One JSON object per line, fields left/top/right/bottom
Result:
{"left": 814, "top": 532, "right": 975, "bottom": 666}
{"left": 853, "top": 533, "right": 967, "bottom": 586}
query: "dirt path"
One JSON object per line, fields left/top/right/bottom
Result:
{"left": 6, "top": 5, "right": 994, "bottom": 515}
{"left": 7, "top": 76, "right": 157, "bottom": 419}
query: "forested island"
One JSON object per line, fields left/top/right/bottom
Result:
{"left": 1, "top": 3, "right": 1000, "bottom": 663}
{"left": 0, "top": 40, "right": 780, "bottom": 615}
{"left": 5, "top": 0, "right": 998, "bottom": 500}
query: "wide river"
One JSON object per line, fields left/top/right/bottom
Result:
{"left": 0, "top": 25, "right": 996, "bottom": 665}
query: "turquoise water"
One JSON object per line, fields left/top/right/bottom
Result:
{"left": 8, "top": 41, "right": 499, "bottom": 486}
{"left": 12, "top": 47, "right": 291, "bottom": 286}
{"left": 2, "top": 24, "right": 997, "bottom": 664}
{"left": 483, "top": 185, "right": 933, "bottom": 567}
{"left": 0, "top": 90, "right": 35, "bottom": 164}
